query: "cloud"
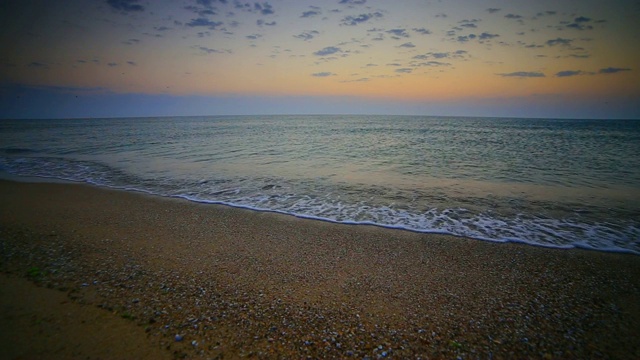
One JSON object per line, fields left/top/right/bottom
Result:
{"left": 458, "top": 19, "right": 480, "bottom": 28}
{"left": 187, "top": 18, "right": 224, "bottom": 30}
{"left": 413, "top": 50, "right": 468, "bottom": 60}
{"left": 313, "top": 46, "right": 341, "bottom": 56}
{"left": 254, "top": 2, "right": 274, "bottom": 15}
{"left": 599, "top": 67, "right": 632, "bottom": 74}
{"left": 546, "top": 38, "right": 572, "bottom": 46}
{"left": 107, "top": 0, "right": 144, "bottom": 12}
{"left": 340, "top": 77, "right": 370, "bottom": 83}
{"left": 293, "top": 30, "right": 319, "bottom": 41}
{"left": 412, "top": 27, "right": 431, "bottom": 35}
{"left": 107, "top": 62, "right": 118, "bottom": 67}
{"left": 256, "top": 19, "right": 276, "bottom": 26}
{"left": 497, "top": 71, "right": 545, "bottom": 78}
{"left": 555, "top": 70, "right": 589, "bottom": 77}
{"left": 504, "top": 14, "right": 523, "bottom": 20}
{"left": 536, "top": 10, "right": 557, "bottom": 17}
{"left": 478, "top": 32, "right": 499, "bottom": 40}
{"left": 246, "top": 34, "right": 262, "bottom": 40}
{"left": 340, "top": 12, "right": 383, "bottom": 26}
{"left": 197, "top": 46, "right": 230, "bottom": 54}
{"left": 395, "top": 68, "right": 413, "bottom": 73}
{"left": 398, "top": 42, "right": 415, "bottom": 48}
{"left": 301, "top": 10, "right": 321, "bottom": 18}
{"left": 386, "top": 28, "right": 409, "bottom": 38}
{"left": 339, "top": 0, "right": 366, "bottom": 4}
{"left": 567, "top": 53, "right": 591, "bottom": 59}
{"left": 122, "top": 38, "right": 140, "bottom": 45}
{"left": 564, "top": 16, "right": 600, "bottom": 30}
{"left": 486, "top": 8, "right": 501, "bottom": 14}
{"left": 311, "top": 72, "right": 336, "bottom": 77}
{"left": 28, "top": 62, "right": 49, "bottom": 69}
{"left": 456, "top": 35, "right": 475, "bottom": 43}
{"left": 127, "top": 61, "right": 137, "bottom": 66}
{"left": 184, "top": 5, "right": 216, "bottom": 17}
{"left": 415, "top": 61, "right": 450, "bottom": 67}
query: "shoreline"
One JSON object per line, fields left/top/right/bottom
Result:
{"left": 1, "top": 179, "right": 639, "bottom": 358}
{"left": 2, "top": 172, "right": 636, "bottom": 256}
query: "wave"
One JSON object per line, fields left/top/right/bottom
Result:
{"left": 1, "top": 155, "right": 638, "bottom": 255}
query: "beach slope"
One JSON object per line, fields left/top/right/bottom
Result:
{"left": 1, "top": 180, "right": 639, "bottom": 359}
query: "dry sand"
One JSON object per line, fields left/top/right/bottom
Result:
{"left": 0, "top": 179, "right": 639, "bottom": 359}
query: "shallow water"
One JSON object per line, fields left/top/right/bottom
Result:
{"left": 1, "top": 115, "right": 638, "bottom": 253}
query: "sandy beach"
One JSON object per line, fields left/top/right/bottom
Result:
{"left": 1, "top": 179, "right": 639, "bottom": 359}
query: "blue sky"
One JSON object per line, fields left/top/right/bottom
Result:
{"left": 1, "top": 0, "right": 639, "bottom": 119}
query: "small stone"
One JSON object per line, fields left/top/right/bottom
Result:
{"left": 175, "top": 334, "right": 184, "bottom": 342}
{"left": 191, "top": 340, "right": 198, "bottom": 347}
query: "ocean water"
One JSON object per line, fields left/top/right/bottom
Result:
{"left": 1, "top": 115, "right": 639, "bottom": 254}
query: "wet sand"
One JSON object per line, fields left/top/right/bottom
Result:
{"left": 1, "top": 179, "right": 639, "bottom": 359}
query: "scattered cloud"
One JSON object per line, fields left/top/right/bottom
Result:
{"left": 311, "top": 72, "right": 336, "bottom": 77}
{"left": 412, "top": 27, "right": 431, "bottom": 35}
{"left": 563, "top": 16, "right": 603, "bottom": 30}
{"left": 246, "top": 34, "right": 262, "bottom": 40}
{"left": 341, "top": 12, "right": 383, "bottom": 26}
{"left": 536, "top": 10, "right": 557, "bottom": 17}
{"left": 254, "top": 2, "right": 274, "bottom": 15}
{"left": 107, "top": 62, "right": 118, "bottom": 67}
{"left": 386, "top": 28, "right": 409, "bottom": 38}
{"left": 340, "top": 77, "right": 370, "bottom": 83}
{"left": 398, "top": 42, "right": 415, "bottom": 48}
{"left": 458, "top": 19, "right": 480, "bottom": 28}
{"left": 504, "top": 14, "right": 523, "bottom": 20}
{"left": 184, "top": 4, "right": 216, "bottom": 17}
{"left": 127, "top": 61, "right": 137, "bottom": 66}
{"left": 395, "top": 68, "right": 413, "bottom": 73}
{"left": 256, "top": 19, "right": 276, "bottom": 26}
{"left": 122, "top": 38, "right": 140, "bottom": 45}
{"left": 556, "top": 70, "right": 589, "bottom": 77}
{"left": 301, "top": 9, "right": 321, "bottom": 18}
{"left": 313, "top": 46, "right": 341, "bottom": 56}
{"left": 106, "top": 0, "right": 144, "bottom": 13}
{"left": 599, "top": 67, "right": 631, "bottom": 74}
{"left": 414, "top": 61, "right": 450, "bottom": 67}
{"left": 456, "top": 35, "right": 475, "bottom": 43}
{"left": 197, "top": 46, "right": 230, "bottom": 54}
{"left": 186, "top": 18, "right": 224, "bottom": 30}
{"left": 497, "top": 71, "right": 545, "bottom": 78}
{"left": 413, "top": 50, "right": 468, "bottom": 60}
{"left": 339, "top": 0, "right": 367, "bottom": 5}
{"left": 28, "top": 62, "right": 49, "bottom": 69}
{"left": 546, "top": 38, "right": 572, "bottom": 46}
{"left": 478, "top": 32, "right": 499, "bottom": 40}
{"left": 486, "top": 8, "right": 501, "bottom": 14}
{"left": 293, "top": 30, "right": 319, "bottom": 41}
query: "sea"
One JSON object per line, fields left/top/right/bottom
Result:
{"left": 1, "top": 115, "right": 638, "bottom": 254}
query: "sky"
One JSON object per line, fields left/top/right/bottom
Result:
{"left": 1, "top": 0, "right": 639, "bottom": 119}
